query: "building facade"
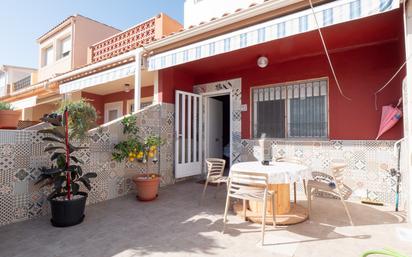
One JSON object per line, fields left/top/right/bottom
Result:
{"left": 1, "top": 0, "right": 412, "bottom": 226}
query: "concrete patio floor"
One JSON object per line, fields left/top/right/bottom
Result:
{"left": 0, "top": 181, "right": 411, "bottom": 257}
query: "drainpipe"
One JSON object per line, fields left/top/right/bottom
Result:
{"left": 134, "top": 48, "right": 143, "bottom": 112}
{"left": 403, "top": 0, "right": 412, "bottom": 224}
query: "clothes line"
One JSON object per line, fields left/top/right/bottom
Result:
{"left": 309, "top": 0, "right": 352, "bottom": 101}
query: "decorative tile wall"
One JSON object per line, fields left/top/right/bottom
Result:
{"left": 240, "top": 139, "right": 401, "bottom": 205}
{"left": 0, "top": 103, "right": 175, "bottom": 226}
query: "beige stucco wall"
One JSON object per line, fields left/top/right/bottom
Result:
{"left": 73, "top": 16, "right": 120, "bottom": 68}
{"left": 22, "top": 102, "right": 59, "bottom": 121}
{"left": 37, "top": 25, "right": 73, "bottom": 82}
{"left": 37, "top": 15, "right": 120, "bottom": 82}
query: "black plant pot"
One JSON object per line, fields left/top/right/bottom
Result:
{"left": 49, "top": 192, "right": 88, "bottom": 227}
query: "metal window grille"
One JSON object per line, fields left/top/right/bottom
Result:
{"left": 13, "top": 76, "right": 31, "bottom": 91}
{"left": 252, "top": 79, "right": 328, "bottom": 139}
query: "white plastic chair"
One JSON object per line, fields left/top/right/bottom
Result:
{"left": 201, "top": 158, "right": 227, "bottom": 203}
{"left": 275, "top": 157, "right": 307, "bottom": 204}
{"left": 222, "top": 170, "right": 276, "bottom": 246}
{"left": 307, "top": 160, "right": 354, "bottom": 226}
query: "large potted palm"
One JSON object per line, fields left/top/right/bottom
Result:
{"left": 36, "top": 100, "right": 98, "bottom": 227}
{"left": 0, "top": 101, "right": 20, "bottom": 129}
{"left": 112, "top": 116, "right": 163, "bottom": 201}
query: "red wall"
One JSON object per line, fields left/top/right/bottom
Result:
{"left": 82, "top": 85, "right": 154, "bottom": 125}
{"left": 158, "top": 68, "right": 194, "bottom": 103}
{"left": 159, "top": 42, "right": 404, "bottom": 140}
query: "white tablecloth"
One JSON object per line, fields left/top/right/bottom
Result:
{"left": 230, "top": 161, "right": 310, "bottom": 184}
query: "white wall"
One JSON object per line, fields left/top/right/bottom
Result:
{"left": 184, "top": 0, "right": 264, "bottom": 28}
{"left": 0, "top": 72, "right": 6, "bottom": 97}
{"left": 8, "top": 69, "right": 32, "bottom": 84}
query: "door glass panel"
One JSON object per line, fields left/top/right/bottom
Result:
{"left": 108, "top": 110, "right": 118, "bottom": 122}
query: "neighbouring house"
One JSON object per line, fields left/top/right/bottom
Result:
{"left": 0, "top": 65, "right": 36, "bottom": 99}
{"left": 53, "top": 13, "right": 182, "bottom": 124}
{"left": 1, "top": 14, "right": 121, "bottom": 123}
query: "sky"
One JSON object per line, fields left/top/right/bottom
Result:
{"left": 0, "top": 0, "right": 185, "bottom": 68}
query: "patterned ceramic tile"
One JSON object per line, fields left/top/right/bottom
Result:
{"left": 0, "top": 131, "right": 17, "bottom": 145}
{"left": 0, "top": 144, "right": 14, "bottom": 157}
{"left": 0, "top": 195, "right": 14, "bottom": 225}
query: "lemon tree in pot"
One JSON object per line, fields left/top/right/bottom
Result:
{"left": 112, "top": 116, "right": 163, "bottom": 201}
{"left": 36, "top": 100, "right": 98, "bottom": 227}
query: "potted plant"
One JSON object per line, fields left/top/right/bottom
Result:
{"left": 36, "top": 104, "right": 97, "bottom": 227}
{"left": 112, "top": 116, "right": 163, "bottom": 201}
{"left": 0, "top": 101, "right": 21, "bottom": 129}
{"left": 56, "top": 99, "right": 98, "bottom": 140}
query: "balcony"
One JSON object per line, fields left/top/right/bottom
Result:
{"left": 13, "top": 75, "right": 31, "bottom": 92}
{"left": 89, "top": 18, "right": 156, "bottom": 63}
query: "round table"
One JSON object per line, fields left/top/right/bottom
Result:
{"left": 230, "top": 161, "right": 311, "bottom": 225}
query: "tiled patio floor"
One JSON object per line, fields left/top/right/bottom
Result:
{"left": 0, "top": 181, "right": 411, "bottom": 257}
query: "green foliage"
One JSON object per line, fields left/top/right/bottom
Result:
{"left": 121, "top": 115, "right": 139, "bottom": 135}
{"left": 112, "top": 116, "right": 164, "bottom": 171}
{"left": 0, "top": 101, "right": 14, "bottom": 111}
{"left": 112, "top": 138, "right": 142, "bottom": 162}
{"left": 57, "top": 99, "right": 97, "bottom": 141}
{"left": 36, "top": 113, "right": 97, "bottom": 200}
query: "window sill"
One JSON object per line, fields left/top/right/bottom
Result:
{"left": 55, "top": 54, "right": 71, "bottom": 63}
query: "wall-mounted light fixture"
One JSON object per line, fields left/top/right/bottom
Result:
{"left": 257, "top": 56, "right": 269, "bottom": 68}
{"left": 124, "top": 83, "right": 131, "bottom": 93}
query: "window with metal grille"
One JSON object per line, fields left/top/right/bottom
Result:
{"left": 252, "top": 79, "right": 328, "bottom": 139}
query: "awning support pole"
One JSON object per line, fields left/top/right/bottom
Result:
{"left": 153, "top": 70, "right": 159, "bottom": 105}
{"left": 134, "top": 49, "right": 143, "bottom": 112}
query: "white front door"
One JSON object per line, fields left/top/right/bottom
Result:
{"left": 207, "top": 98, "right": 223, "bottom": 158}
{"left": 175, "top": 90, "right": 202, "bottom": 179}
{"left": 104, "top": 101, "right": 123, "bottom": 123}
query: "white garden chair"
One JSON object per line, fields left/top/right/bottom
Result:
{"left": 200, "top": 158, "right": 227, "bottom": 203}
{"left": 307, "top": 160, "right": 354, "bottom": 226}
{"left": 222, "top": 170, "right": 276, "bottom": 246}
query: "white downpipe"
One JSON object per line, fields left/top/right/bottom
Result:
{"left": 404, "top": 0, "right": 412, "bottom": 224}
{"left": 134, "top": 49, "right": 143, "bottom": 112}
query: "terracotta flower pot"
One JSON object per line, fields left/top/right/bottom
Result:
{"left": 0, "top": 110, "right": 21, "bottom": 129}
{"left": 132, "top": 173, "right": 160, "bottom": 201}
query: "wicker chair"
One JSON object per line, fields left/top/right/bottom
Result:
{"left": 307, "top": 160, "right": 354, "bottom": 226}
{"left": 200, "top": 158, "right": 227, "bottom": 203}
{"left": 223, "top": 170, "right": 276, "bottom": 245}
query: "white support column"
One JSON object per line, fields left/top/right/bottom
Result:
{"left": 404, "top": 0, "right": 412, "bottom": 224}
{"left": 134, "top": 49, "right": 143, "bottom": 112}
{"left": 153, "top": 70, "right": 159, "bottom": 105}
